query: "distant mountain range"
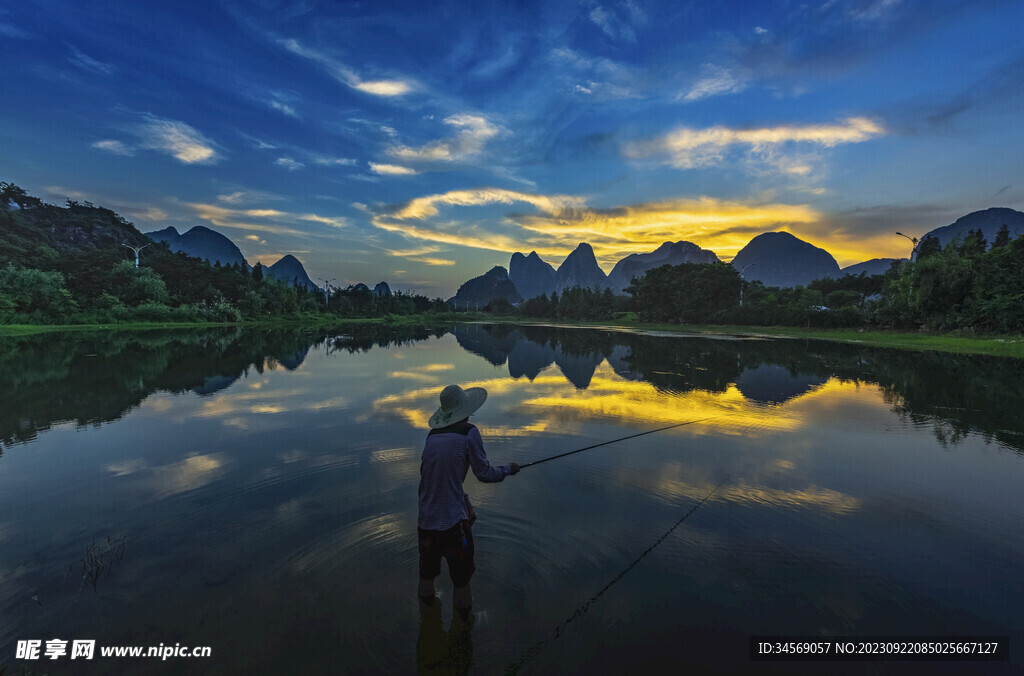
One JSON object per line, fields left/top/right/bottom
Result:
{"left": 145, "top": 225, "right": 319, "bottom": 289}
{"left": 147, "top": 206, "right": 1024, "bottom": 304}
{"left": 731, "top": 232, "right": 841, "bottom": 288}
{"left": 915, "top": 207, "right": 1024, "bottom": 260}
{"left": 607, "top": 241, "right": 718, "bottom": 293}
{"left": 449, "top": 266, "right": 521, "bottom": 306}
{"left": 147, "top": 225, "right": 247, "bottom": 268}
{"left": 265, "top": 254, "right": 316, "bottom": 289}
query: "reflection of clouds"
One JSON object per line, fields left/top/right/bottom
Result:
{"left": 657, "top": 477, "right": 859, "bottom": 514}
{"left": 106, "top": 458, "right": 147, "bottom": 476}
{"left": 193, "top": 389, "right": 309, "bottom": 418}
{"left": 251, "top": 405, "right": 286, "bottom": 414}
{"left": 370, "top": 447, "right": 415, "bottom": 463}
{"left": 150, "top": 453, "right": 229, "bottom": 498}
{"left": 141, "top": 396, "right": 174, "bottom": 413}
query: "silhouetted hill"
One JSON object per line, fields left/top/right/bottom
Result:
{"left": 841, "top": 258, "right": 902, "bottom": 276}
{"left": 373, "top": 282, "right": 392, "bottom": 296}
{"left": 555, "top": 243, "right": 609, "bottom": 292}
{"left": 509, "top": 251, "right": 557, "bottom": 300}
{"left": 146, "top": 225, "right": 248, "bottom": 267}
{"left": 607, "top": 241, "right": 719, "bottom": 293}
{"left": 448, "top": 266, "right": 522, "bottom": 307}
{"left": 915, "top": 207, "right": 1024, "bottom": 260}
{"left": 267, "top": 255, "right": 315, "bottom": 289}
{"left": 731, "top": 232, "right": 840, "bottom": 288}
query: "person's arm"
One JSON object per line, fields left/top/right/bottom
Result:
{"left": 466, "top": 427, "right": 514, "bottom": 482}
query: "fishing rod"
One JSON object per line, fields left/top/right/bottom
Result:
{"left": 505, "top": 472, "right": 732, "bottom": 674}
{"left": 520, "top": 417, "right": 715, "bottom": 470}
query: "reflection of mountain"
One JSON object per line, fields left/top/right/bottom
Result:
{"left": 554, "top": 347, "right": 602, "bottom": 389}
{"left": 4, "top": 322, "right": 1024, "bottom": 459}
{"left": 606, "top": 345, "right": 643, "bottom": 381}
{"left": 734, "top": 365, "right": 829, "bottom": 405}
{"left": 451, "top": 324, "right": 519, "bottom": 365}
{"left": 0, "top": 328, "right": 323, "bottom": 450}
{"left": 508, "top": 337, "right": 556, "bottom": 380}
{"left": 454, "top": 324, "right": 1024, "bottom": 455}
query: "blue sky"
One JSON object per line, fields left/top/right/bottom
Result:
{"left": 2, "top": 0, "right": 1022, "bottom": 297}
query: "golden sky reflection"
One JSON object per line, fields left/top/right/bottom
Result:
{"left": 370, "top": 362, "right": 883, "bottom": 516}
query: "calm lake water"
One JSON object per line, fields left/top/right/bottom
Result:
{"left": 1, "top": 324, "right": 1022, "bottom": 674}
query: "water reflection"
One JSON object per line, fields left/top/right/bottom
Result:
{"left": 2, "top": 323, "right": 1023, "bottom": 457}
{"left": 1, "top": 323, "right": 1023, "bottom": 673}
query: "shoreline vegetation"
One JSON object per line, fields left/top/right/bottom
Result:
{"left": 2, "top": 182, "right": 1023, "bottom": 357}
{"left": 3, "top": 314, "right": 1022, "bottom": 358}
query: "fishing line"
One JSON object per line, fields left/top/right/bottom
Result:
{"left": 520, "top": 417, "right": 715, "bottom": 470}
{"left": 504, "top": 473, "right": 732, "bottom": 674}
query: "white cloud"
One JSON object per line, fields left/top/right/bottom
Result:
{"left": 68, "top": 45, "right": 112, "bottom": 75}
{"left": 388, "top": 114, "right": 500, "bottom": 163}
{"left": 682, "top": 66, "right": 748, "bottom": 102}
{"left": 270, "top": 96, "right": 298, "bottom": 118}
{"left": 754, "top": 26, "right": 768, "bottom": 35}
{"left": 311, "top": 155, "right": 357, "bottom": 167}
{"left": 589, "top": 3, "right": 644, "bottom": 42}
{"left": 137, "top": 115, "right": 220, "bottom": 164}
{"left": 275, "top": 156, "right": 304, "bottom": 171}
{"left": 387, "top": 187, "right": 584, "bottom": 220}
{"left": 370, "top": 163, "right": 418, "bottom": 175}
{"left": 92, "top": 139, "right": 135, "bottom": 156}
{"left": 625, "top": 117, "right": 885, "bottom": 169}
{"left": 280, "top": 38, "right": 413, "bottom": 97}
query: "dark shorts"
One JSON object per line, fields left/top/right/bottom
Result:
{"left": 418, "top": 520, "right": 475, "bottom": 587}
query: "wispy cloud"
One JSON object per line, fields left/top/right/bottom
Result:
{"left": 268, "top": 90, "right": 299, "bottom": 118}
{"left": 625, "top": 117, "right": 884, "bottom": 169}
{"left": 370, "top": 162, "right": 418, "bottom": 176}
{"left": 92, "top": 139, "right": 135, "bottom": 156}
{"left": 0, "top": 21, "right": 30, "bottom": 39}
{"left": 681, "top": 65, "right": 749, "bottom": 102}
{"left": 386, "top": 188, "right": 583, "bottom": 220}
{"left": 589, "top": 1, "right": 646, "bottom": 42}
{"left": 280, "top": 38, "right": 414, "bottom": 97}
{"left": 68, "top": 45, "right": 112, "bottom": 75}
{"left": 408, "top": 257, "right": 456, "bottom": 266}
{"left": 189, "top": 203, "right": 347, "bottom": 236}
{"left": 137, "top": 115, "right": 221, "bottom": 165}
{"left": 217, "top": 190, "right": 284, "bottom": 205}
{"left": 275, "top": 156, "right": 305, "bottom": 171}
{"left": 388, "top": 114, "right": 500, "bottom": 163}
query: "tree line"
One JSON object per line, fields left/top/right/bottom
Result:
{"left": 0, "top": 182, "right": 450, "bottom": 324}
{"left": 498, "top": 229, "right": 1024, "bottom": 334}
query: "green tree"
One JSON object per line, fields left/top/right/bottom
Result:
{"left": 0, "top": 264, "right": 79, "bottom": 321}
{"left": 109, "top": 260, "right": 170, "bottom": 306}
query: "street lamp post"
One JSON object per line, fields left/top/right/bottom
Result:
{"left": 895, "top": 232, "right": 920, "bottom": 258}
{"left": 121, "top": 243, "right": 150, "bottom": 268}
{"left": 318, "top": 278, "right": 335, "bottom": 305}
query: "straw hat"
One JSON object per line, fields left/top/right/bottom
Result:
{"left": 428, "top": 384, "right": 487, "bottom": 429}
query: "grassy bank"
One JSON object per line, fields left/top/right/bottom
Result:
{"left": 0, "top": 312, "right": 466, "bottom": 337}
{"left": 484, "top": 315, "right": 1024, "bottom": 358}
{"left": 5, "top": 314, "right": 1023, "bottom": 358}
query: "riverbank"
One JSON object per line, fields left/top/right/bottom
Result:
{"left": 4, "top": 314, "right": 1023, "bottom": 358}
{"left": 487, "top": 316, "right": 1024, "bottom": 358}
{"left": 0, "top": 313, "right": 464, "bottom": 337}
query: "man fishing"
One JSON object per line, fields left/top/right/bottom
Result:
{"left": 417, "top": 384, "right": 520, "bottom": 619}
